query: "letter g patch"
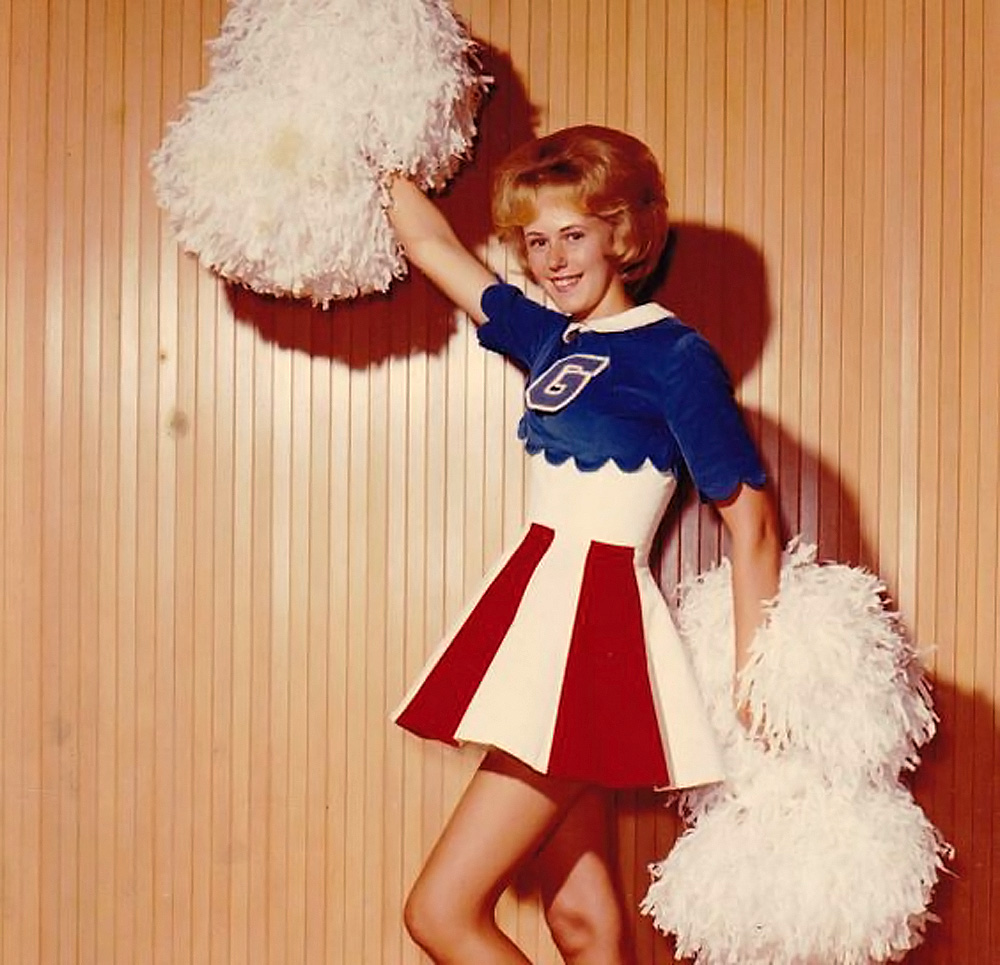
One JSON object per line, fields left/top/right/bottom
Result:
{"left": 525, "top": 354, "right": 610, "bottom": 413}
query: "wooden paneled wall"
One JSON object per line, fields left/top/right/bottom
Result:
{"left": 2, "top": 1, "right": 997, "bottom": 962}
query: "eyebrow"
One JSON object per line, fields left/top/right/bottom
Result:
{"left": 524, "top": 223, "right": 588, "bottom": 237}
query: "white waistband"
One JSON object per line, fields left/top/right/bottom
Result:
{"left": 526, "top": 455, "right": 677, "bottom": 552}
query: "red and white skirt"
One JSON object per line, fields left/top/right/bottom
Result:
{"left": 393, "top": 455, "right": 724, "bottom": 790}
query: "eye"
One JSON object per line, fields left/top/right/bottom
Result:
{"left": 526, "top": 236, "right": 547, "bottom": 250}
{"left": 565, "top": 230, "right": 586, "bottom": 242}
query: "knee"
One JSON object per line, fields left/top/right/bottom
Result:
{"left": 403, "top": 875, "right": 467, "bottom": 955}
{"left": 545, "top": 888, "right": 624, "bottom": 960}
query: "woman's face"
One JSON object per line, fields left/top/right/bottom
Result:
{"left": 522, "top": 187, "right": 632, "bottom": 321}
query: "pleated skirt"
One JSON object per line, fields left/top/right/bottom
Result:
{"left": 393, "top": 455, "right": 724, "bottom": 790}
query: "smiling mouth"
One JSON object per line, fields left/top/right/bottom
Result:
{"left": 549, "top": 275, "right": 581, "bottom": 292}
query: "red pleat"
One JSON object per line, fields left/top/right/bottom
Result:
{"left": 395, "top": 523, "right": 555, "bottom": 742}
{"left": 547, "top": 541, "right": 670, "bottom": 788}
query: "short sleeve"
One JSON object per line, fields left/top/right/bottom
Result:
{"left": 660, "top": 331, "right": 767, "bottom": 502}
{"left": 477, "top": 283, "right": 568, "bottom": 368}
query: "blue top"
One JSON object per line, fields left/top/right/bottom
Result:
{"left": 477, "top": 283, "right": 767, "bottom": 502}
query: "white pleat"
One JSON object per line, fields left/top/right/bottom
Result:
{"left": 636, "top": 569, "right": 725, "bottom": 789}
{"left": 454, "top": 532, "right": 587, "bottom": 771}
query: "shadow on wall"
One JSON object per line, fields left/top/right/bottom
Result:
{"left": 647, "top": 220, "right": 877, "bottom": 576}
{"left": 905, "top": 678, "right": 988, "bottom": 963}
{"left": 225, "top": 41, "right": 538, "bottom": 364}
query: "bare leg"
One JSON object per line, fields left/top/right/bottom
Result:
{"left": 404, "top": 750, "right": 586, "bottom": 964}
{"left": 533, "top": 788, "right": 635, "bottom": 965}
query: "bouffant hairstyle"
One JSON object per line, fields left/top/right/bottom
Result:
{"left": 491, "top": 125, "right": 669, "bottom": 293}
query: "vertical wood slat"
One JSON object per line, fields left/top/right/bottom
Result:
{"left": 0, "top": 0, "right": 10, "bottom": 950}
{"left": 42, "top": 1, "right": 69, "bottom": 963}
{"left": 817, "top": 0, "right": 846, "bottom": 563}
{"left": 982, "top": 0, "right": 1000, "bottom": 951}
{"left": 964, "top": 4, "right": 994, "bottom": 951}
{"left": 77, "top": 0, "right": 108, "bottom": 958}
{"left": 7, "top": 3, "right": 48, "bottom": 965}
{"left": 895, "top": 0, "right": 923, "bottom": 629}
{"left": 1, "top": 2, "right": 997, "bottom": 963}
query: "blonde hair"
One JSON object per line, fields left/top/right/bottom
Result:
{"left": 491, "top": 125, "right": 669, "bottom": 293}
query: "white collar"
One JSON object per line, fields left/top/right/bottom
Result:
{"left": 562, "top": 302, "right": 673, "bottom": 342}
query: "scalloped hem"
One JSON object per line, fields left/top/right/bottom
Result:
{"left": 697, "top": 472, "right": 769, "bottom": 505}
{"left": 522, "top": 441, "right": 673, "bottom": 475}
{"left": 522, "top": 442, "right": 768, "bottom": 502}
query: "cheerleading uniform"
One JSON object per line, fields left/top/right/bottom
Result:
{"left": 393, "top": 283, "right": 767, "bottom": 789}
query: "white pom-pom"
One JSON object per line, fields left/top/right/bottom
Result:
{"left": 643, "top": 774, "right": 950, "bottom": 965}
{"left": 677, "top": 540, "right": 937, "bottom": 782}
{"left": 151, "top": 0, "right": 487, "bottom": 305}
{"left": 643, "top": 539, "right": 950, "bottom": 963}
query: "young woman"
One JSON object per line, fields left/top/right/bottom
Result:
{"left": 388, "top": 125, "right": 781, "bottom": 965}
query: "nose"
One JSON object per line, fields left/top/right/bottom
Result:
{"left": 547, "top": 239, "right": 567, "bottom": 270}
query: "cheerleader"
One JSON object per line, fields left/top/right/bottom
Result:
{"left": 388, "top": 125, "right": 781, "bottom": 965}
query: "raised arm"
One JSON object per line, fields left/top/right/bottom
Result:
{"left": 714, "top": 483, "right": 782, "bottom": 709}
{"left": 387, "top": 178, "right": 497, "bottom": 324}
